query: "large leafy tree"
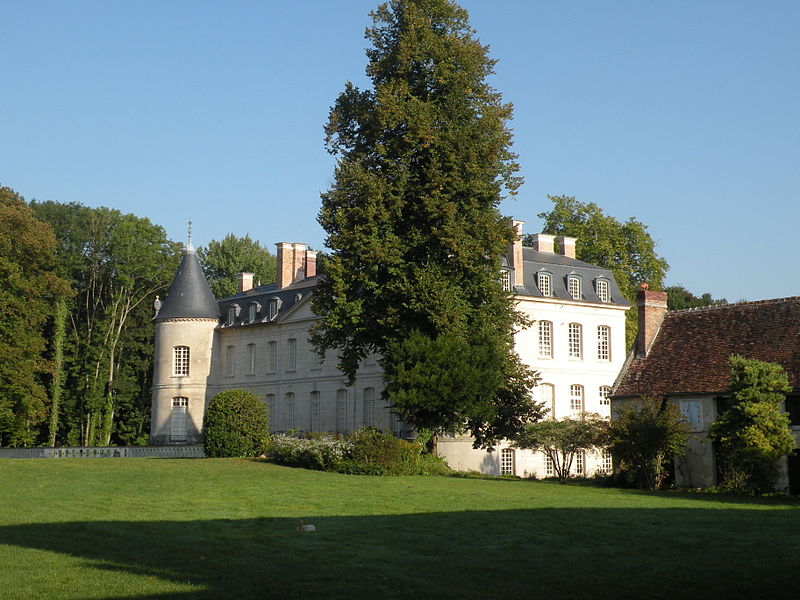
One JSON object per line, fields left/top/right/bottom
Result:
{"left": 197, "top": 233, "right": 277, "bottom": 298}
{"left": 312, "top": 0, "right": 539, "bottom": 448}
{"left": 31, "top": 201, "right": 181, "bottom": 446}
{"left": 0, "top": 187, "right": 71, "bottom": 446}
{"left": 665, "top": 284, "right": 727, "bottom": 310}
{"left": 709, "top": 356, "right": 795, "bottom": 494}
{"left": 532, "top": 195, "right": 670, "bottom": 348}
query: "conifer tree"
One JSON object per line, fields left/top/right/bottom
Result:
{"left": 313, "top": 0, "right": 540, "bottom": 448}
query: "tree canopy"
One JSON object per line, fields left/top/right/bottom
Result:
{"left": 197, "top": 233, "right": 276, "bottom": 298}
{"left": 312, "top": 0, "right": 539, "bottom": 448}
{"left": 665, "top": 284, "right": 727, "bottom": 310}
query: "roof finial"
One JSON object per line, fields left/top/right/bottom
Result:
{"left": 187, "top": 219, "right": 194, "bottom": 252}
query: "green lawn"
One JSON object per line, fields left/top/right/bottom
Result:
{"left": 0, "top": 459, "right": 798, "bottom": 599}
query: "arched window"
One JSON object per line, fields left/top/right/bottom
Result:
{"left": 599, "top": 385, "right": 612, "bottom": 407}
{"left": 539, "top": 383, "right": 555, "bottom": 419}
{"left": 568, "top": 323, "right": 582, "bottom": 358}
{"left": 538, "top": 321, "right": 553, "bottom": 358}
{"left": 173, "top": 346, "right": 189, "bottom": 376}
{"left": 567, "top": 276, "right": 581, "bottom": 300}
{"left": 537, "top": 272, "right": 552, "bottom": 297}
{"left": 595, "top": 279, "right": 610, "bottom": 302}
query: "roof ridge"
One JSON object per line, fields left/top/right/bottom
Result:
{"left": 670, "top": 296, "right": 800, "bottom": 314}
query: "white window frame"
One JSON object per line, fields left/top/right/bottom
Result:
{"left": 568, "top": 323, "right": 582, "bottom": 359}
{"left": 500, "top": 448, "right": 515, "bottom": 476}
{"left": 596, "top": 279, "right": 609, "bottom": 302}
{"left": 268, "top": 300, "right": 278, "bottom": 320}
{"left": 538, "top": 320, "right": 553, "bottom": 358}
{"left": 172, "top": 346, "right": 189, "bottom": 377}
{"left": 599, "top": 385, "right": 611, "bottom": 407}
{"left": 597, "top": 325, "right": 610, "bottom": 361}
{"left": 568, "top": 276, "right": 581, "bottom": 300}
{"left": 537, "top": 272, "right": 552, "bottom": 297}
{"left": 601, "top": 449, "right": 613, "bottom": 474}
{"left": 500, "top": 270, "right": 512, "bottom": 292}
{"left": 575, "top": 451, "right": 584, "bottom": 476}
{"left": 570, "top": 384, "right": 584, "bottom": 413}
{"left": 539, "top": 383, "right": 555, "bottom": 419}
{"left": 544, "top": 453, "right": 554, "bottom": 477}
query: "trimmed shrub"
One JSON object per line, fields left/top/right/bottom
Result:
{"left": 269, "top": 434, "right": 350, "bottom": 471}
{"left": 203, "top": 390, "right": 269, "bottom": 458}
{"left": 342, "top": 428, "right": 452, "bottom": 476}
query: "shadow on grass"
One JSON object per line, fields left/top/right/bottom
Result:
{"left": 1, "top": 505, "right": 799, "bottom": 600}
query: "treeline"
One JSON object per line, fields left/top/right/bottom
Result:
{"left": 0, "top": 186, "right": 182, "bottom": 447}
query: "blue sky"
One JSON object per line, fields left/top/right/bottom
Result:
{"left": 2, "top": 1, "right": 798, "bottom": 302}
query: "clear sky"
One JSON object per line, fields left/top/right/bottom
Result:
{"left": 2, "top": 1, "right": 798, "bottom": 302}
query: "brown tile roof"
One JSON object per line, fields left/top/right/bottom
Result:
{"left": 614, "top": 297, "right": 800, "bottom": 397}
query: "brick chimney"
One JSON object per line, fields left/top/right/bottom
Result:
{"left": 276, "top": 242, "right": 309, "bottom": 288}
{"left": 556, "top": 235, "right": 576, "bottom": 259}
{"left": 237, "top": 272, "right": 254, "bottom": 293}
{"left": 305, "top": 250, "right": 317, "bottom": 278}
{"left": 636, "top": 287, "right": 668, "bottom": 358}
{"left": 530, "top": 233, "right": 555, "bottom": 254}
{"left": 507, "top": 219, "right": 525, "bottom": 286}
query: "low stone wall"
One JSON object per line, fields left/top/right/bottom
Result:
{"left": 0, "top": 445, "right": 205, "bottom": 459}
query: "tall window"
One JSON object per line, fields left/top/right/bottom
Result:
{"left": 170, "top": 397, "right": 188, "bottom": 442}
{"left": 363, "top": 387, "right": 375, "bottom": 427}
{"left": 500, "top": 448, "right": 515, "bottom": 475}
{"left": 568, "top": 276, "right": 581, "bottom": 300}
{"left": 247, "top": 344, "right": 256, "bottom": 375}
{"left": 268, "top": 300, "right": 278, "bottom": 320}
{"left": 225, "top": 345, "right": 235, "bottom": 376}
{"left": 596, "top": 279, "right": 609, "bottom": 302}
{"left": 538, "top": 321, "right": 553, "bottom": 358}
{"left": 575, "top": 451, "right": 584, "bottom": 476}
{"left": 227, "top": 307, "right": 236, "bottom": 326}
{"left": 267, "top": 341, "right": 277, "bottom": 373}
{"left": 287, "top": 338, "right": 297, "bottom": 371}
{"left": 336, "top": 389, "right": 348, "bottom": 433}
{"left": 597, "top": 325, "right": 610, "bottom": 361}
{"left": 173, "top": 346, "right": 189, "bottom": 376}
{"left": 539, "top": 383, "right": 555, "bottom": 419}
{"left": 310, "top": 391, "right": 321, "bottom": 432}
{"left": 570, "top": 384, "right": 584, "bottom": 413}
{"left": 544, "top": 454, "right": 554, "bottom": 477}
{"left": 600, "top": 449, "right": 613, "bottom": 474}
{"left": 500, "top": 270, "right": 511, "bottom": 292}
{"left": 285, "top": 392, "right": 295, "bottom": 430}
{"left": 568, "top": 323, "right": 582, "bottom": 358}
{"left": 266, "top": 394, "right": 275, "bottom": 432}
{"left": 537, "top": 272, "right": 552, "bottom": 297}
{"left": 599, "top": 386, "right": 611, "bottom": 407}
{"left": 248, "top": 303, "right": 257, "bottom": 323}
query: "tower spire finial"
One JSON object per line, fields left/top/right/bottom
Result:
{"left": 187, "top": 219, "right": 194, "bottom": 252}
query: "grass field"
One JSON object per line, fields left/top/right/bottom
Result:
{"left": 0, "top": 459, "right": 798, "bottom": 599}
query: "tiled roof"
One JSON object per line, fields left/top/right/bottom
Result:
{"left": 614, "top": 297, "right": 800, "bottom": 397}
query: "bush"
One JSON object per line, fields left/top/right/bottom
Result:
{"left": 269, "top": 434, "right": 350, "bottom": 471}
{"left": 203, "top": 390, "right": 269, "bottom": 458}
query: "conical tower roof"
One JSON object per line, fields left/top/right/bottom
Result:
{"left": 156, "top": 248, "right": 219, "bottom": 321}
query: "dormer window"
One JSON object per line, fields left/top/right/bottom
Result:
{"left": 227, "top": 306, "right": 236, "bottom": 326}
{"left": 595, "top": 279, "right": 610, "bottom": 303}
{"left": 537, "top": 272, "right": 552, "bottom": 297}
{"left": 248, "top": 303, "right": 257, "bottom": 323}
{"left": 500, "top": 270, "right": 512, "bottom": 292}
{"left": 267, "top": 298, "right": 282, "bottom": 321}
{"left": 567, "top": 276, "right": 581, "bottom": 300}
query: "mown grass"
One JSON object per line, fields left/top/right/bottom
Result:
{"left": 0, "top": 458, "right": 798, "bottom": 599}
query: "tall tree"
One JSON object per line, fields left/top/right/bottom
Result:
{"left": 0, "top": 187, "right": 71, "bottom": 447}
{"left": 312, "top": 0, "right": 539, "bottom": 448}
{"left": 709, "top": 356, "right": 795, "bottom": 494}
{"left": 197, "top": 234, "right": 277, "bottom": 298}
{"left": 31, "top": 201, "right": 181, "bottom": 446}
{"left": 533, "top": 195, "right": 670, "bottom": 347}
{"left": 665, "top": 284, "right": 727, "bottom": 310}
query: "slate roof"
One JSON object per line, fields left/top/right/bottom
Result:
{"left": 614, "top": 297, "right": 800, "bottom": 397}
{"left": 217, "top": 276, "right": 319, "bottom": 327}
{"left": 513, "top": 247, "right": 629, "bottom": 307}
{"left": 155, "top": 249, "right": 219, "bottom": 321}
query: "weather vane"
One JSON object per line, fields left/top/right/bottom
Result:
{"left": 187, "top": 219, "right": 193, "bottom": 251}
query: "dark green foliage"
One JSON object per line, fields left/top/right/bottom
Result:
{"left": 665, "top": 284, "right": 727, "bottom": 310}
{"left": 514, "top": 413, "right": 607, "bottom": 483}
{"left": 343, "top": 427, "right": 452, "bottom": 475}
{"left": 197, "top": 233, "right": 276, "bottom": 298}
{"left": 709, "top": 356, "right": 796, "bottom": 494}
{"left": 608, "top": 396, "right": 691, "bottom": 490}
{"left": 0, "top": 187, "right": 71, "bottom": 446}
{"left": 313, "top": 0, "right": 538, "bottom": 446}
{"left": 533, "top": 195, "right": 670, "bottom": 348}
{"left": 203, "top": 390, "right": 270, "bottom": 458}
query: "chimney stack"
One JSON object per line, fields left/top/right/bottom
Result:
{"left": 237, "top": 272, "right": 254, "bottom": 293}
{"left": 636, "top": 287, "right": 668, "bottom": 358}
{"left": 507, "top": 219, "right": 525, "bottom": 286}
{"left": 530, "top": 233, "right": 555, "bottom": 254}
{"left": 276, "top": 242, "right": 309, "bottom": 288}
{"left": 305, "top": 250, "right": 318, "bottom": 279}
{"left": 556, "top": 235, "right": 577, "bottom": 259}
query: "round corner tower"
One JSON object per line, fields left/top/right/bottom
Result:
{"left": 151, "top": 246, "right": 219, "bottom": 445}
